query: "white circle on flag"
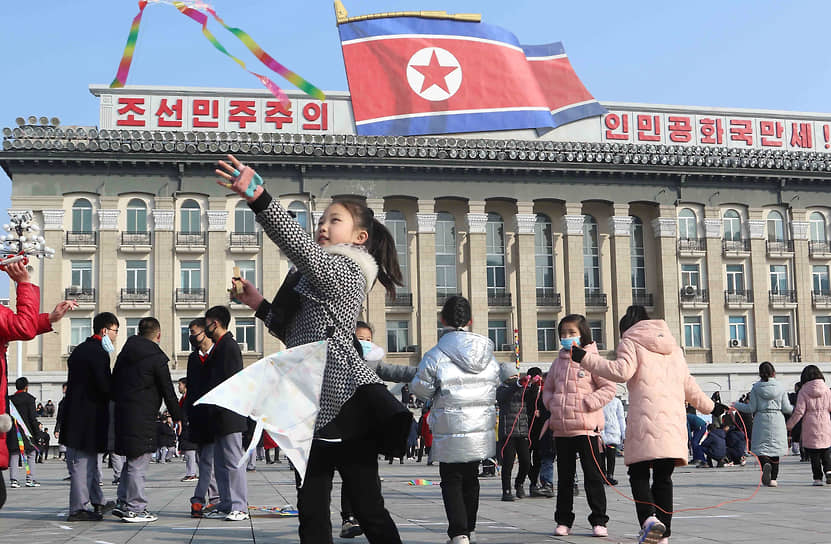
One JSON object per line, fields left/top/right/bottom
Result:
{"left": 406, "top": 47, "right": 462, "bottom": 102}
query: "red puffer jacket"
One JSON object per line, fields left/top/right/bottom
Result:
{"left": 0, "top": 282, "right": 51, "bottom": 469}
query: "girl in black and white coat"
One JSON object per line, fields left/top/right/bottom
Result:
{"left": 216, "top": 155, "right": 410, "bottom": 544}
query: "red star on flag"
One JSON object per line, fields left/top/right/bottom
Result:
{"left": 411, "top": 50, "right": 458, "bottom": 94}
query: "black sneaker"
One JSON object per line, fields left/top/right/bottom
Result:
{"left": 112, "top": 477, "right": 120, "bottom": 485}
{"left": 539, "top": 483, "right": 555, "bottom": 498}
{"left": 607, "top": 477, "right": 619, "bottom": 486}
{"left": 9, "top": 479, "right": 19, "bottom": 489}
{"left": 501, "top": 490, "right": 514, "bottom": 502}
{"left": 122, "top": 509, "right": 158, "bottom": 523}
{"left": 515, "top": 484, "right": 526, "bottom": 499}
{"left": 762, "top": 463, "right": 773, "bottom": 486}
{"left": 68, "top": 510, "right": 103, "bottom": 521}
{"left": 112, "top": 502, "right": 127, "bottom": 518}
{"left": 94, "top": 500, "right": 116, "bottom": 515}
{"left": 340, "top": 517, "right": 363, "bottom": 538}
{"left": 529, "top": 484, "right": 542, "bottom": 497}
{"left": 25, "top": 479, "right": 41, "bottom": 487}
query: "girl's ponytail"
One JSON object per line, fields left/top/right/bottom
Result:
{"left": 368, "top": 217, "right": 404, "bottom": 297}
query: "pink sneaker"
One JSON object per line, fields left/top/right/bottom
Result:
{"left": 592, "top": 525, "right": 608, "bottom": 537}
{"left": 554, "top": 525, "right": 570, "bottom": 536}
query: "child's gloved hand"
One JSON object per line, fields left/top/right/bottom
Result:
{"left": 571, "top": 345, "right": 587, "bottom": 363}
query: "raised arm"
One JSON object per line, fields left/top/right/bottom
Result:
{"left": 0, "top": 277, "right": 52, "bottom": 343}
{"left": 577, "top": 339, "right": 639, "bottom": 383}
{"left": 370, "top": 359, "right": 418, "bottom": 383}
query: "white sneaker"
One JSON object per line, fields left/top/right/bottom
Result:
{"left": 469, "top": 531, "right": 477, "bottom": 543}
{"left": 638, "top": 516, "right": 666, "bottom": 544}
{"left": 813, "top": 479, "right": 824, "bottom": 486}
{"left": 121, "top": 510, "right": 158, "bottom": 523}
{"left": 225, "top": 510, "right": 250, "bottom": 521}
{"left": 446, "top": 536, "right": 470, "bottom": 544}
{"left": 769, "top": 480, "right": 778, "bottom": 487}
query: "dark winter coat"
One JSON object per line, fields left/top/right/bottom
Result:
{"left": 726, "top": 428, "right": 746, "bottom": 459}
{"left": 201, "top": 332, "right": 247, "bottom": 438}
{"left": 701, "top": 428, "right": 727, "bottom": 459}
{"left": 111, "top": 335, "right": 181, "bottom": 458}
{"left": 6, "top": 391, "right": 39, "bottom": 453}
{"left": 185, "top": 349, "right": 214, "bottom": 445}
{"left": 177, "top": 394, "right": 197, "bottom": 451}
{"left": 156, "top": 421, "right": 176, "bottom": 448}
{"left": 59, "top": 337, "right": 111, "bottom": 455}
{"left": 497, "top": 377, "right": 531, "bottom": 441}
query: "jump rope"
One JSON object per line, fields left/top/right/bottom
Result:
{"left": 499, "top": 375, "right": 767, "bottom": 515}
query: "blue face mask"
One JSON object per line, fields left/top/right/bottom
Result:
{"left": 560, "top": 337, "right": 581, "bottom": 351}
{"left": 359, "top": 340, "right": 374, "bottom": 358}
{"left": 101, "top": 334, "right": 115, "bottom": 354}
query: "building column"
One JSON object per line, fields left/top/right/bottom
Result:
{"left": 97, "top": 204, "right": 120, "bottom": 318}
{"left": 704, "top": 210, "right": 727, "bottom": 362}
{"left": 747, "top": 210, "right": 771, "bottom": 362}
{"left": 791, "top": 217, "right": 814, "bottom": 363}
{"left": 514, "top": 204, "right": 538, "bottom": 363}
{"left": 563, "top": 203, "right": 586, "bottom": 317}
{"left": 466, "top": 202, "right": 488, "bottom": 337}
{"left": 207, "top": 202, "right": 229, "bottom": 308}
{"left": 416, "top": 201, "right": 438, "bottom": 357}
{"left": 609, "top": 209, "right": 633, "bottom": 346}
{"left": 365, "top": 199, "right": 387, "bottom": 345}
{"left": 39, "top": 209, "right": 65, "bottom": 371}
{"left": 152, "top": 204, "right": 176, "bottom": 363}
{"left": 651, "top": 208, "right": 681, "bottom": 340}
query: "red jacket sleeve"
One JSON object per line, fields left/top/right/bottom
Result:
{"left": 0, "top": 282, "right": 52, "bottom": 343}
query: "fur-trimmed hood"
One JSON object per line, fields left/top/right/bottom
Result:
{"left": 324, "top": 244, "right": 378, "bottom": 294}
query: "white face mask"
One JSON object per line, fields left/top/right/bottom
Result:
{"left": 101, "top": 334, "right": 115, "bottom": 354}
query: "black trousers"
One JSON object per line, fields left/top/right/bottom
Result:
{"left": 628, "top": 459, "right": 674, "bottom": 538}
{"left": 297, "top": 439, "right": 401, "bottom": 544}
{"left": 554, "top": 435, "right": 608, "bottom": 528}
{"left": 0, "top": 471, "right": 5, "bottom": 509}
{"left": 758, "top": 455, "right": 780, "bottom": 480}
{"left": 603, "top": 445, "right": 618, "bottom": 478}
{"left": 500, "top": 436, "right": 530, "bottom": 492}
{"left": 440, "top": 461, "right": 480, "bottom": 538}
{"left": 528, "top": 435, "right": 542, "bottom": 486}
{"left": 805, "top": 448, "right": 831, "bottom": 480}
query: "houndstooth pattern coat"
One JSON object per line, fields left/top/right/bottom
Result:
{"left": 250, "top": 191, "right": 382, "bottom": 431}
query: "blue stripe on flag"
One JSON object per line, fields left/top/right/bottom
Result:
{"left": 339, "top": 17, "right": 520, "bottom": 46}
{"left": 521, "top": 42, "right": 565, "bottom": 58}
{"left": 356, "top": 109, "right": 556, "bottom": 136}
{"left": 551, "top": 102, "right": 608, "bottom": 129}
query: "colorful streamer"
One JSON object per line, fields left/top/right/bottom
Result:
{"left": 14, "top": 423, "right": 31, "bottom": 477}
{"left": 247, "top": 505, "right": 299, "bottom": 516}
{"left": 407, "top": 479, "right": 440, "bottom": 486}
{"left": 513, "top": 329, "right": 520, "bottom": 369}
{"left": 109, "top": 1, "right": 324, "bottom": 103}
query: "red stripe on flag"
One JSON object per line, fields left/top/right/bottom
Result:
{"left": 528, "top": 56, "right": 597, "bottom": 113}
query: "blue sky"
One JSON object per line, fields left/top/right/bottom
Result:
{"left": 2, "top": 0, "right": 831, "bottom": 296}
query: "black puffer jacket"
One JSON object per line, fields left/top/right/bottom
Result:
{"left": 6, "top": 391, "right": 39, "bottom": 453}
{"left": 111, "top": 335, "right": 181, "bottom": 458}
{"left": 59, "top": 337, "right": 110, "bottom": 454}
{"left": 201, "top": 332, "right": 247, "bottom": 438}
{"left": 185, "top": 349, "right": 214, "bottom": 445}
{"left": 497, "top": 377, "right": 532, "bottom": 440}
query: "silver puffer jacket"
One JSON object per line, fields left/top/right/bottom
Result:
{"left": 410, "top": 330, "right": 511, "bottom": 463}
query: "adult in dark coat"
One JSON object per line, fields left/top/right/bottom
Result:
{"left": 61, "top": 312, "right": 118, "bottom": 520}
{"left": 111, "top": 317, "right": 181, "bottom": 520}
{"left": 6, "top": 377, "right": 40, "bottom": 485}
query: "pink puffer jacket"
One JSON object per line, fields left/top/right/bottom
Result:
{"left": 542, "top": 342, "right": 616, "bottom": 437}
{"left": 787, "top": 379, "right": 831, "bottom": 450}
{"left": 580, "top": 320, "right": 713, "bottom": 466}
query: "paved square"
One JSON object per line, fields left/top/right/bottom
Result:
{"left": 0, "top": 454, "right": 824, "bottom": 543}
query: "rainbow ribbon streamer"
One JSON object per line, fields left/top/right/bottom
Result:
{"left": 14, "top": 422, "right": 31, "bottom": 477}
{"left": 407, "top": 479, "right": 440, "bottom": 486}
{"left": 109, "top": 1, "right": 324, "bottom": 104}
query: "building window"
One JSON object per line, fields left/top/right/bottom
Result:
{"left": 769, "top": 265, "right": 788, "bottom": 294}
{"left": 814, "top": 265, "right": 830, "bottom": 293}
{"left": 810, "top": 212, "right": 827, "bottom": 242}
{"left": 126, "top": 198, "right": 147, "bottom": 232}
{"left": 71, "top": 260, "right": 93, "bottom": 289}
{"left": 126, "top": 260, "right": 148, "bottom": 291}
{"left": 236, "top": 318, "right": 256, "bottom": 352}
{"left": 180, "top": 318, "right": 193, "bottom": 352}
{"left": 583, "top": 215, "right": 600, "bottom": 294}
{"left": 486, "top": 213, "right": 507, "bottom": 297}
{"left": 125, "top": 318, "right": 142, "bottom": 338}
{"left": 181, "top": 199, "right": 201, "bottom": 233}
{"left": 773, "top": 316, "right": 791, "bottom": 347}
{"left": 589, "top": 320, "right": 604, "bottom": 350}
{"left": 630, "top": 216, "right": 646, "bottom": 293}
{"left": 235, "top": 260, "right": 256, "bottom": 285}
{"left": 678, "top": 208, "right": 697, "bottom": 239}
{"left": 180, "top": 261, "right": 201, "bottom": 289}
{"left": 70, "top": 318, "right": 92, "bottom": 347}
{"left": 817, "top": 317, "right": 831, "bottom": 346}
{"left": 726, "top": 264, "right": 745, "bottom": 293}
{"left": 767, "top": 210, "right": 786, "bottom": 242}
{"left": 681, "top": 264, "right": 701, "bottom": 290}
{"left": 387, "top": 320, "right": 409, "bottom": 353}
{"left": 537, "top": 319, "right": 557, "bottom": 352}
{"left": 728, "top": 316, "right": 747, "bottom": 347}
{"left": 684, "top": 316, "right": 703, "bottom": 348}
{"left": 71, "top": 198, "right": 93, "bottom": 232}
{"left": 437, "top": 320, "right": 447, "bottom": 340}
{"left": 435, "top": 212, "right": 457, "bottom": 297}
{"left": 387, "top": 211, "right": 409, "bottom": 293}
{"left": 723, "top": 209, "right": 742, "bottom": 241}
{"left": 288, "top": 201, "right": 309, "bottom": 232}
{"left": 234, "top": 201, "right": 255, "bottom": 233}
{"left": 535, "top": 214, "right": 555, "bottom": 295}
{"left": 488, "top": 320, "right": 509, "bottom": 351}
